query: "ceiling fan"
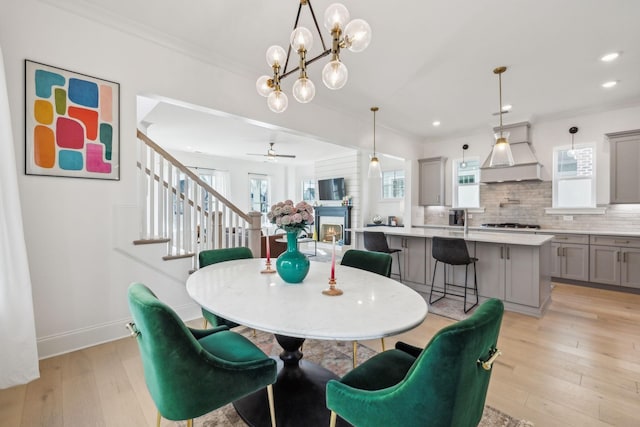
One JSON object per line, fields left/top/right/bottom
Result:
{"left": 247, "top": 142, "right": 296, "bottom": 160}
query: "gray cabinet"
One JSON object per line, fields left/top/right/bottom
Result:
{"left": 549, "top": 234, "right": 589, "bottom": 281}
{"left": 475, "top": 242, "right": 547, "bottom": 308}
{"left": 608, "top": 130, "right": 640, "bottom": 204}
{"left": 418, "top": 157, "right": 446, "bottom": 206}
{"left": 589, "top": 235, "right": 640, "bottom": 288}
{"left": 388, "top": 235, "right": 428, "bottom": 286}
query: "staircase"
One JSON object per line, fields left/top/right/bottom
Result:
{"left": 135, "top": 130, "right": 262, "bottom": 270}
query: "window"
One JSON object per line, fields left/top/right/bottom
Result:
{"left": 249, "top": 174, "right": 270, "bottom": 219}
{"left": 452, "top": 158, "right": 480, "bottom": 208}
{"left": 382, "top": 170, "right": 404, "bottom": 199}
{"left": 553, "top": 144, "right": 595, "bottom": 207}
{"left": 301, "top": 179, "right": 315, "bottom": 202}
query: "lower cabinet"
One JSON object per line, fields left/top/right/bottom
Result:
{"left": 388, "top": 235, "right": 428, "bottom": 285}
{"left": 590, "top": 235, "right": 640, "bottom": 289}
{"left": 549, "top": 234, "right": 590, "bottom": 281}
{"left": 475, "top": 242, "right": 548, "bottom": 308}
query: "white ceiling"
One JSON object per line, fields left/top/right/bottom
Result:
{"left": 53, "top": 0, "right": 640, "bottom": 163}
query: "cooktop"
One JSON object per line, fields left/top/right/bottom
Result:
{"left": 481, "top": 223, "right": 541, "bottom": 229}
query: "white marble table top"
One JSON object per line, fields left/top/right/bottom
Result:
{"left": 186, "top": 258, "right": 428, "bottom": 341}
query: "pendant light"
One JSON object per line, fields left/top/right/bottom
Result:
{"left": 368, "top": 106, "right": 382, "bottom": 178}
{"left": 461, "top": 144, "right": 469, "bottom": 168}
{"left": 489, "top": 66, "right": 515, "bottom": 167}
{"left": 568, "top": 126, "right": 578, "bottom": 158}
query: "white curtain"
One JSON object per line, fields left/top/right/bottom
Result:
{"left": 0, "top": 45, "right": 40, "bottom": 388}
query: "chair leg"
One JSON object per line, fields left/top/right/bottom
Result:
{"left": 187, "top": 420, "right": 193, "bottom": 427}
{"left": 156, "top": 411, "right": 161, "bottom": 427}
{"left": 329, "top": 411, "right": 337, "bottom": 427}
{"left": 352, "top": 341, "right": 358, "bottom": 368}
{"left": 380, "top": 337, "right": 386, "bottom": 351}
{"left": 429, "top": 261, "right": 445, "bottom": 304}
{"left": 202, "top": 318, "right": 208, "bottom": 329}
{"left": 464, "top": 262, "right": 479, "bottom": 313}
{"left": 267, "top": 384, "right": 277, "bottom": 427}
{"left": 395, "top": 252, "right": 402, "bottom": 282}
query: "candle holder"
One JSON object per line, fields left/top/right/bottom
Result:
{"left": 261, "top": 259, "right": 277, "bottom": 274}
{"left": 322, "top": 278, "right": 343, "bottom": 296}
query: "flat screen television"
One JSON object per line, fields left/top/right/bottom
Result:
{"left": 318, "top": 177, "right": 346, "bottom": 201}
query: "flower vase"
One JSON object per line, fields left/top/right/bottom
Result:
{"left": 276, "top": 230, "right": 310, "bottom": 283}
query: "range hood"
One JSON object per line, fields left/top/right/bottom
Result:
{"left": 480, "top": 121, "right": 542, "bottom": 183}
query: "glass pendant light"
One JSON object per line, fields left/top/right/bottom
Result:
{"left": 368, "top": 106, "right": 382, "bottom": 178}
{"left": 489, "top": 66, "right": 515, "bottom": 167}
{"left": 461, "top": 144, "right": 469, "bottom": 169}
{"left": 567, "top": 126, "right": 578, "bottom": 158}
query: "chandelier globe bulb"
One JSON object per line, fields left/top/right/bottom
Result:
{"left": 290, "top": 27, "right": 314, "bottom": 52}
{"left": 267, "top": 90, "right": 288, "bottom": 113}
{"left": 323, "top": 3, "right": 350, "bottom": 31}
{"left": 322, "top": 60, "right": 348, "bottom": 90}
{"left": 256, "top": 75, "right": 272, "bottom": 97}
{"left": 292, "top": 77, "right": 316, "bottom": 103}
{"left": 265, "top": 45, "right": 287, "bottom": 67}
{"left": 344, "top": 19, "right": 372, "bottom": 52}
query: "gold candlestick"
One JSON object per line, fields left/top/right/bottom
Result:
{"left": 261, "top": 259, "right": 276, "bottom": 274}
{"left": 322, "top": 278, "right": 343, "bottom": 296}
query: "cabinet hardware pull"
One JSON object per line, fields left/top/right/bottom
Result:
{"left": 478, "top": 348, "right": 502, "bottom": 371}
{"left": 615, "top": 240, "right": 630, "bottom": 244}
{"left": 506, "top": 247, "right": 510, "bottom": 260}
{"left": 556, "top": 237, "right": 568, "bottom": 240}
{"left": 557, "top": 247, "right": 562, "bottom": 256}
{"left": 617, "top": 251, "right": 620, "bottom": 262}
{"left": 500, "top": 246, "right": 504, "bottom": 259}
{"left": 563, "top": 247, "right": 567, "bottom": 256}
{"left": 623, "top": 252, "right": 627, "bottom": 263}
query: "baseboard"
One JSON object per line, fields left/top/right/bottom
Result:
{"left": 37, "top": 302, "right": 202, "bottom": 359}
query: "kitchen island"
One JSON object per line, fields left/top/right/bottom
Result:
{"left": 351, "top": 226, "right": 553, "bottom": 317}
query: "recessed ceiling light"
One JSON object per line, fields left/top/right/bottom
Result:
{"left": 601, "top": 52, "right": 620, "bottom": 62}
{"left": 602, "top": 80, "right": 618, "bottom": 88}
{"left": 432, "top": 121, "right": 441, "bottom": 127}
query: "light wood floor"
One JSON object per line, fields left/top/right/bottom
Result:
{"left": 1, "top": 283, "right": 639, "bottom": 426}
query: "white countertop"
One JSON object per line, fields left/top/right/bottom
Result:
{"left": 351, "top": 226, "right": 553, "bottom": 246}
{"left": 412, "top": 224, "right": 640, "bottom": 238}
{"left": 186, "top": 258, "right": 428, "bottom": 341}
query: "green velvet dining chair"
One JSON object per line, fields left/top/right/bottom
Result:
{"left": 340, "top": 249, "right": 393, "bottom": 367}
{"left": 126, "top": 283, "right": 277, "bottom": 427}
{"left": 326, "top": 298, "right": 504, "bottom": 427}
{"left": 198, "top": 247, "right": 253, "bottom": 329}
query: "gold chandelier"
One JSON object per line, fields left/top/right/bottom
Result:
{"left": 256, "top": 1, "right": 372, "bottom": 113}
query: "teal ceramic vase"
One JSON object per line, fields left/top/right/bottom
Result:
{"left": 276, "top": 230, "right": 310, "bottom": 283}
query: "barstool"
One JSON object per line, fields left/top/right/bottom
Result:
{"left": 430, "top": 237, "right": 478, "bottom": 313}
{"left": 363, "top": 231, "right": 402, "bottom": 282}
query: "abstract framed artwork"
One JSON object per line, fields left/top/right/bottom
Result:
{"left": 25, "top": 60, "right": 120, "bottom": 180}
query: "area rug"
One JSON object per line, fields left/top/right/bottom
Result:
{"left": 178, "top": 328, "right": 533, "bottom": 427}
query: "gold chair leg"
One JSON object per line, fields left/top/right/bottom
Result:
{"left": 267, "top": 384, "right": 277, "bottom": 427}
{"left": 352, "top": 341, "right": 358, "bottom": 368}
{"left": 156, "top": 411, "right": 161, "bottom": 427}
{"left": 329, "top": 410, "right": 337, "bottom": 427}
{"left": 253, "top": 329, "right": 257, "bottom": 338}
{"left": 187, "top": 419, "right": 193, "bottom": 427}
{"left": 202, "top": 318, "right": 208, "bottom": 329}
{"left": 381, "top": 337, "right": 386, "bottom": 351}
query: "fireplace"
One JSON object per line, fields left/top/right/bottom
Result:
{"left": 314, "top": 206, "right": 352, "bottom": 245}
{"left": 320, "top": 224, "right": 343, "bottom": 243}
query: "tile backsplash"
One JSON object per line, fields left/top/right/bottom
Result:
{"left": 425, "top": 181, "right": 640, "bottom": 232}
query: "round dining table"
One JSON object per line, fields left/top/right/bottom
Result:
{"left": 186, "top": 257, "right": 428, "bottom": 427}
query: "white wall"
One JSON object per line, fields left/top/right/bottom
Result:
{"left": 0, "top": 1, "right": 422, "bottom": 357}
{"left": 422, "top": 104, "right": 640, "bottom": 206}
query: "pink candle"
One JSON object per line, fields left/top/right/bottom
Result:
{"left": 265, "top": 229, "right": 271, "bottom": 262}
{"left": 330, "top": 235, "right": 336, "bottom": 280}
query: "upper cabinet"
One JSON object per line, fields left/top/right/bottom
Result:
{"left": 418, "top": 157, "right": 446, "bottom": 206}
{"left": 608, "top": 129, "right": 640, "bottom": 204}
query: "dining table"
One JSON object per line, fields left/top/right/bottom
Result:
{"left": 186, "top": 257, "right": 428, "bottom": 427}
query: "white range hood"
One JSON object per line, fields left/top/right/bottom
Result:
{"left": 480, "top": 121, "right": 542, "bottom": 183}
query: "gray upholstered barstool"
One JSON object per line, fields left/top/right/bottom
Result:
{"left": 430, "top": 236, "right": 478, "bottom": 313}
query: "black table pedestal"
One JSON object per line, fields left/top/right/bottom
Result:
{"left": 234, "top": 334, "right": 349, "bottom": 427}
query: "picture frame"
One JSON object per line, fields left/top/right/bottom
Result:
{"left": 24, "top": 60, "right": 120, "bottom": 180}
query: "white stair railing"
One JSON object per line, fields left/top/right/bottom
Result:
{"left": 136, "top": 130, "right": 262, "bottom": 269}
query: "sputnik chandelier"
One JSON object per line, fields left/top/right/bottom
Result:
{"left": 256, "top": 1, "right": 372, "bottom": 113}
